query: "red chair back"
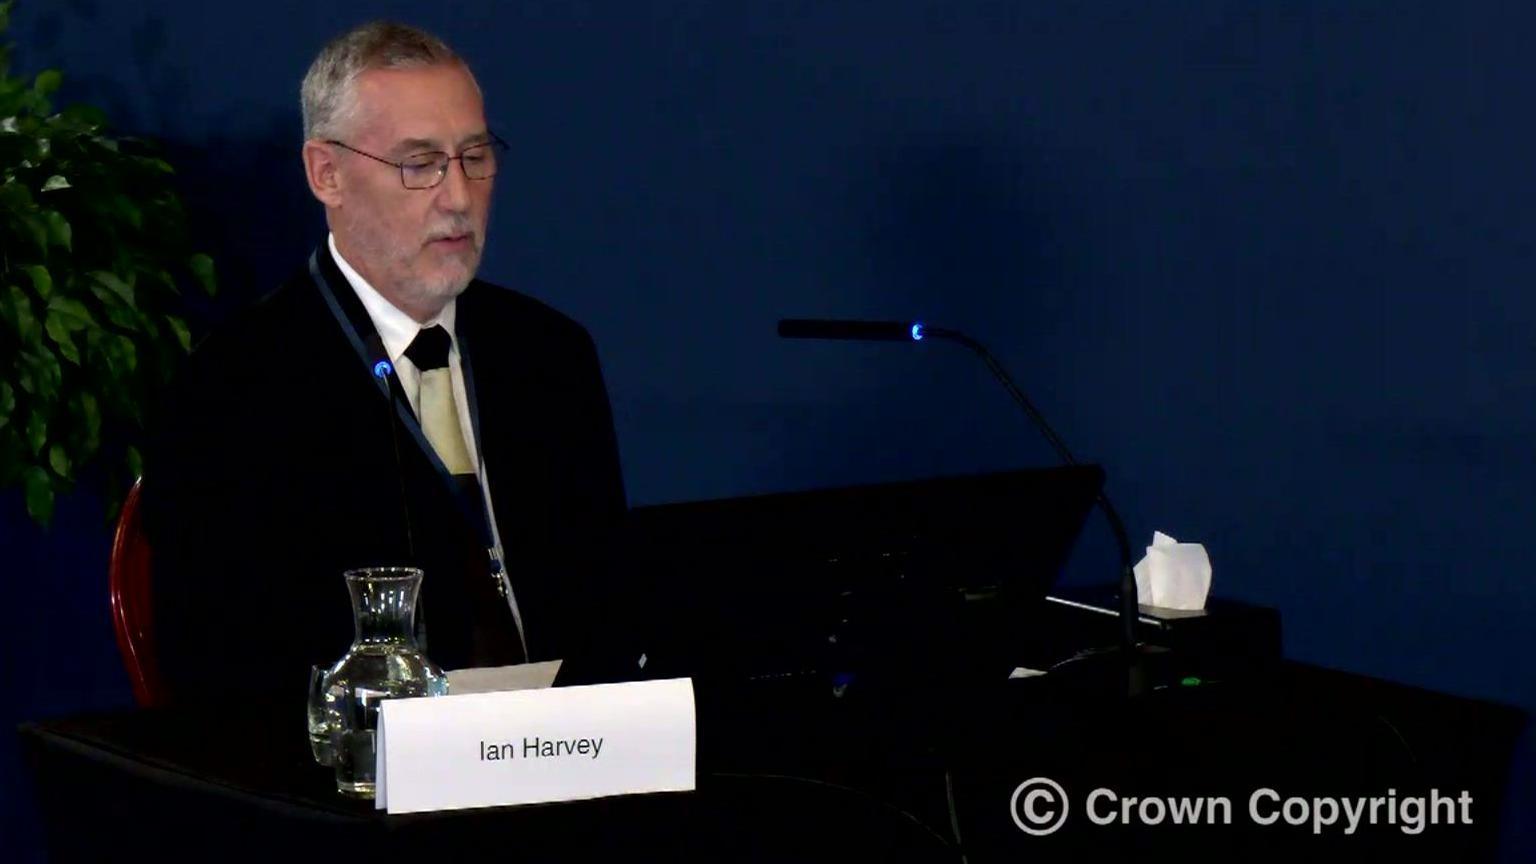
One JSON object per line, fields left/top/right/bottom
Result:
{"left": 109, "top": 479, "right": 165, "bottom": 707}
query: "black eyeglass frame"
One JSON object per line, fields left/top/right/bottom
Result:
{"left": 325, "top": 134, "right": 508, "bottom": 189}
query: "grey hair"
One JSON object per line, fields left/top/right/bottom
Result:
{"left": 300, "top": 21, "right": 463, "bottom": 141}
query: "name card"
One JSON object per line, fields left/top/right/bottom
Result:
{"left": 376, "top": 678, "right": 695, "bottom": 814}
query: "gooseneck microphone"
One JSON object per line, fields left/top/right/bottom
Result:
{"left": 778, "top": 317, "right": 1143, "bottom": 694}
{"left": 374, "top": 360, "right": 416, "bottom": 562}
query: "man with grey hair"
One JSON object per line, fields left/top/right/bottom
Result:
{"left": 145, "top": 21, "right": 627, "bottom": 704}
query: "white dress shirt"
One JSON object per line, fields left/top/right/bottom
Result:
{"left": 328, "top": 233, "right": 480, "bottom": 467}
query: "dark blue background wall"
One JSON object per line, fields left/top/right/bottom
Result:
{"left": 5, "top": 1, "right": 1534, "bottom": 858}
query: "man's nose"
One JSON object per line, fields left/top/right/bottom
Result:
{"left": 435, "top": 158, "right": 472, "bottom": 212}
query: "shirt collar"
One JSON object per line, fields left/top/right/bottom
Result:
{"left": 328, "top": 232, "right": 457, "bottom": 365}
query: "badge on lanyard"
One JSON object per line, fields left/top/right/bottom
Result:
{"left": 488, "top": 546, "right": 509, "bottom": 597}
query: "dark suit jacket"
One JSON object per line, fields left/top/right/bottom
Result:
{"left": 143, "top": 245, "right": 627, "bottom": 703}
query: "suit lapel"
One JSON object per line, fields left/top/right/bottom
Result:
{"left": 456, "top": 284, "right": 548, "bottom": 554}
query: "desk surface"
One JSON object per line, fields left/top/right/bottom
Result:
{"left": 21, "top": 677, "right": 961, "bottom": 863}
{"left": 20, "top": 665, "right": 1527, "bottom": 863}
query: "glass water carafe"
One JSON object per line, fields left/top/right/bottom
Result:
{"left": 315, "top": 566, "right": 449, "bottom": 798}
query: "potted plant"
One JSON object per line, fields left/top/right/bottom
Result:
{"left": 0, "top": 0, "right": 215, "bottom": 526}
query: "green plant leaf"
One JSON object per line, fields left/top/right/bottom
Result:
{"left": 43, "top": 209, "right": 70, "bottom": 250}
{"left": 133, "top": 155, "right": 174, "bottom": 174}
{"left": 126, "top": 444, "right": 143, "bottom": 479}
{"left": 109, "top": 193, "right": 141, "bottom": 229}
{"left": 151, "top": 268, "right": 178, "bottom": 295}
{"left": 0, "top": 177, "right": 31, "bottom": 208}
{"left": 44, "top": 312, "right": 80, "bottom": 364}
{"left": 109, "top": 333, "right": 138, "bottom": 372}
{"left": 77, "top": 391, "right": 101, "bottom": 455}
{"left": 32, "top": 69, "right": 62, "bottom": 97}
{"left": 166, "top": 314, "right": 191, "bottom": 352}
{"left": 59, "top": 103, "right": 105, "bottom": 128}
{"left": 25, "top": 409, "right": 45, "bottom": 455}
{"left": 91, "top": 270, "right": 134, "bottom": 306}
{"left": 0, "top": 380, "right": 13, "bottom": 428}
{"left": 88, "top": 281, "right": 125, "bottom": 310}
{"left": 48, "top": 442, "right": 71, "bottom": 479}
{"left": 93, "top": 290, "right": 139, "bottom": 330}
{"left": 23, "top": 466, "right": 54, "bottom": 527}
{"left": 23, "top": 264, "right": 51, "bottom": 298}
{"left": 41, "top": 174, "right": 70, "bottom": 191}
{"left": 18, "top": 210, "right": 48, "bottom": 252}
{"left": 47, "top": 294, "right": 93, "bottom": 330}
{"left": 22, "top": 347, "right": 62, "bottom": 401}
{"left": 7, "top": 284, "right": 38, "bottom": 342}
{"left": 188, "top": 253, "right": 216, "bottom": 295}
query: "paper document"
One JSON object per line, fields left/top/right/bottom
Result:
{"left": 445, "top": 660, "right": 563, "bottom": 695}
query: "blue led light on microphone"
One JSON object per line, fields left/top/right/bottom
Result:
{"left": 911, "top": 322, "right": 926, "bottom": 342}
{"left": 373, "top": 360, "right": 393, "bottom": 379}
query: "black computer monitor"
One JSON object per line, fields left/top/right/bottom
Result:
{"left": 603, "top": 466, "right": 1104, "bottom": 688}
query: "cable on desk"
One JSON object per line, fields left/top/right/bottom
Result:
{"left": 944, "top": 769, "right": 970, "bottom": 864}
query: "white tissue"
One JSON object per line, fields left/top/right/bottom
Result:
{"left": 1131, "top": 531, "right": 1212, "bottom": 611}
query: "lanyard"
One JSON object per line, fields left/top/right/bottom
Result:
{"left": 307, "top": 249, "right": 528, "bottom": 657}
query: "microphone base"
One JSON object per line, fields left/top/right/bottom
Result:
{"left": 1026, "top": 587, "right": 1284, "bottom": 697}
{"left": 1031, "top": 643, "right": 1177, "bottom": 701}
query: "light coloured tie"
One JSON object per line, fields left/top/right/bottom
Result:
{"left": 418, "top": 368, "right": 474, "bottom": 474}
{"left": 404, "top": 326, "right": 475, "bottom": 474}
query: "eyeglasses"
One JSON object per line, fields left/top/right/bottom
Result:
{"left": 326, "top": 135, "right": 507, "bottom": 190}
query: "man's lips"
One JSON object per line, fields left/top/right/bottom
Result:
{"left": 427, "top": 234, "right": 472, "bottom": 249}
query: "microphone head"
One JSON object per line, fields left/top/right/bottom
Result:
{"left": 372, "top": 360, "right": 394, "bottom": 379}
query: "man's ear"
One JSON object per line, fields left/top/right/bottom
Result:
{"left": 302, "top": 140, "right": 344, "bottom": 208}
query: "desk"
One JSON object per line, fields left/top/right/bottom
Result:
{"left": 19, "top": 679, "right": 956, "bottom": 863}
{"left": 20, "top": 663, "right": 1524, "bottom": 863}
{"left": 950, "top": 662, "right": 1525, "bottom": 861}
